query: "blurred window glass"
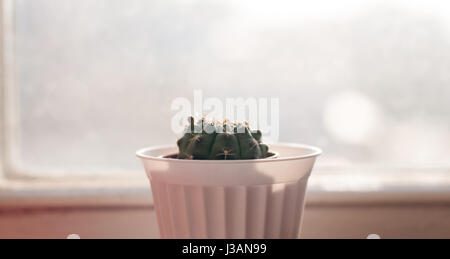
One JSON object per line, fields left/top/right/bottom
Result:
{"left": 5, "top": 0, "right": 450, "bottom": 177}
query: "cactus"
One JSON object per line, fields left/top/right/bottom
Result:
{"left": 177, "top": 117, "right": 269, "bottom": 160}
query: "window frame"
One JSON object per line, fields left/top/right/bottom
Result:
{"left": 0, "top": 0, "right": 449, "bottom": 208}
{"left": 1, "top": 0, "right": 22, "bottom": 181}
{"left": 0, "top": 0, "right": 8, "bottom": 182}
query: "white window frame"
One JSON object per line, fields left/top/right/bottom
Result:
{"left": 0, "top": 0, "right": 449, "bottom": 208}
{"left": 0, "top": 0, "right": 9, "bottom": 182}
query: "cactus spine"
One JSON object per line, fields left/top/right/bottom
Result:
{"left": 177, "top": 117, "right": 269, "bottom": 160}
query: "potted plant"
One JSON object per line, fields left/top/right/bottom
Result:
{"left": 137, "top": 117, "right": 321, "bottom": 239}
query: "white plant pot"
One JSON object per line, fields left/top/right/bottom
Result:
{"left": 137, "top": 143, "right": 321, "bottom": 239}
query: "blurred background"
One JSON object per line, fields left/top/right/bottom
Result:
{"left": 1, "top": 0, "right": 450, "bottom": 238}
{"left": 9, "top": 0, "right": 450, "bottom": 176}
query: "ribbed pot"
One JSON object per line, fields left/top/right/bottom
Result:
{"left": 137, "top": 143, "right": 321, "bottom": 239}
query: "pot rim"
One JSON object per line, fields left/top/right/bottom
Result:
{"left": 136, "top": 142, "right": 321, "bottom": 164}
{"left": 161, "top": 151, "right": 279, "bottom": 160}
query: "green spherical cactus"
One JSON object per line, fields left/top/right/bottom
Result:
{"left": 177, "top": 117, "right": 269, "bottom": 160}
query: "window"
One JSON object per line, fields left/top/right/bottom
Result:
{"left": 1, "top": 0, "right": 449, "bottom": 192}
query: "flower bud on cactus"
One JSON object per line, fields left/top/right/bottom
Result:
{"left": 177, "top": 117, "right": 269, "bottom": 160}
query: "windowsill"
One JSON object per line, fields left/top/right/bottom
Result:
{"left": 0, "top": 177, "right": 152, "bottom": 208}
{"left": 1, "top": 168, "right": 449, "bottom": 209}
